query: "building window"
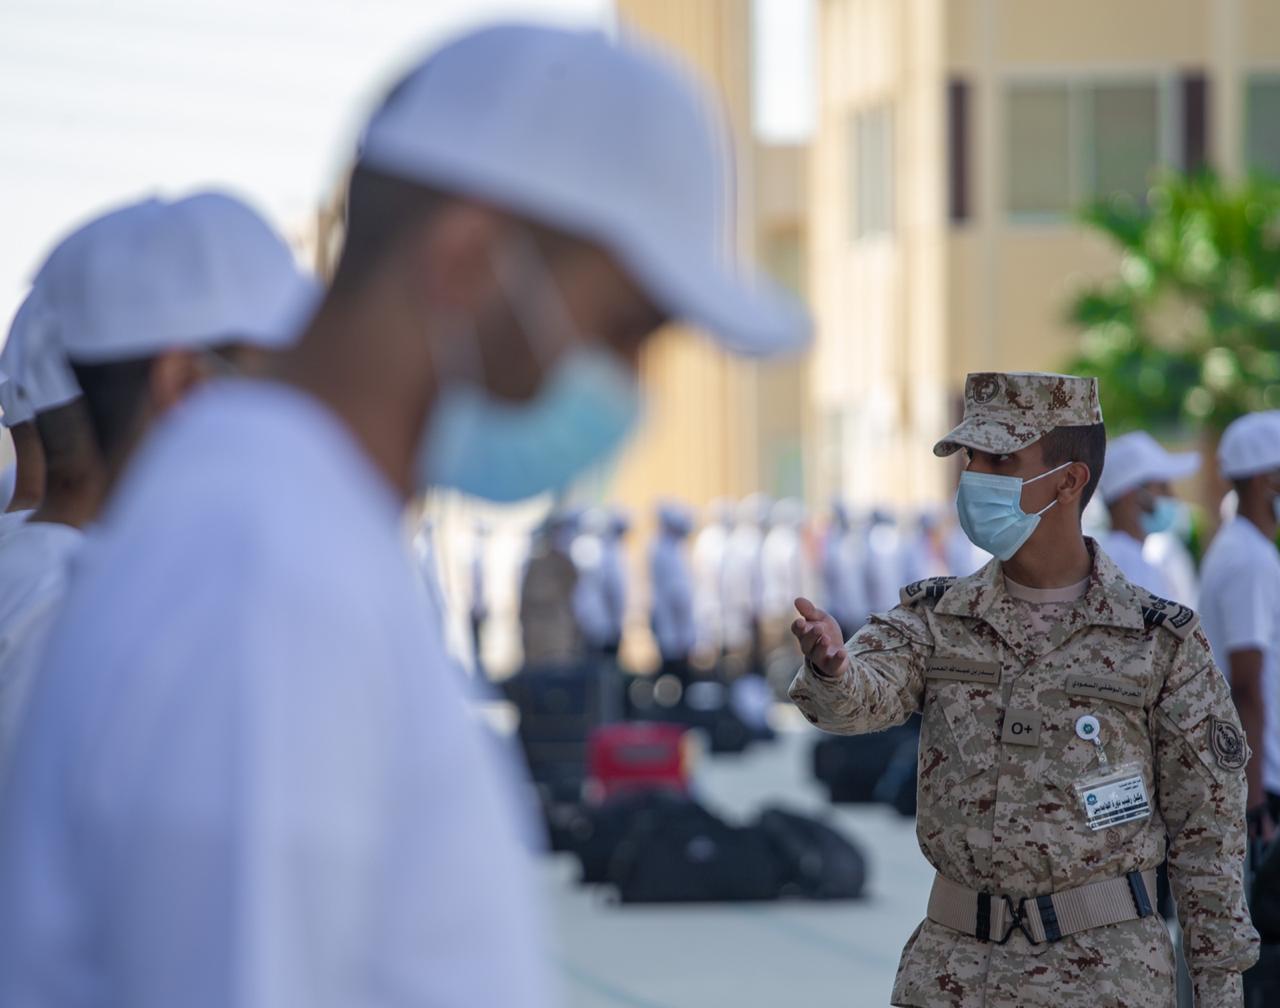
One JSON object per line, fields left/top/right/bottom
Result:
{"left": 1089, "top": 83, "right": 1161, "bottom": 200}
{"left": 1007, "top": 83, "right": 1073, "bottom": 215}
{"left": 1246, "top": 75, "right": 1280, "bottom": 178}
{"left": 849, "top": 104, "right": 894, "bottom": 239}
{"left": 1005, "top": 78, "right": 1170, "bottom": 218}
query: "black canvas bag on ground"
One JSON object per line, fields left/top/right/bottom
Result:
{"left": 756, "top": 806, "right": 867, "bottom": 900}
{"left": 812, "top": 720, "right": 917, "bottom": 803}
{"left": 873, "top": 729, "right": 919, "bottom": 817}
{"left": 608, "top": 800, "right": 781, "bottom": 903}
{"left": 1253, "top": 837, "right": 1280, "bottom": 941}
{"left": 1245, "top": 944, "right": 1280, "bottom": 1008}
{"left": 572, "top": 790, "right": 693, "bottom": 885}
{"left": 647, "top": 697, "right": 753, "bottom": 755}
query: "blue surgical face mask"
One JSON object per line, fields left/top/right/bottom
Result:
{"left": 420, "top": 349, "right": 639, "bottom": 502}
{"left": 955, "top": 461, "right": 1073, "bottom": 561}
{"left": 1140, "top": 496, "right": 1180, "bottom": 537}
{"left": 416, "top": 237, "right": 641, "bottom": 502}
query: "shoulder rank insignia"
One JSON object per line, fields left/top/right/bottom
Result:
{"left": 1139, "top": 591, "right": 1199, "bottom": 640}
{"left": 900, "top": 576, "right": 957, "bottom": 607}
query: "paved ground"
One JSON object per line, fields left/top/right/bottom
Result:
{"left": 542, "top": 717, "right": 935, "bottom": 1008}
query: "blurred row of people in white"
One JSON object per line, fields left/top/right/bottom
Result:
{"left": 413, "top": 495, "right": 1000, "bottom": 677}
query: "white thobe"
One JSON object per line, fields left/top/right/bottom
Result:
{"left": 0, "top": 520, "right": 82, "bottom": 774}
{"left": 0, "top": 380, "right": 552, "bottom": 1008}
{"left": 650, "top": 531, "right": 694, "bottom": 660}
{"left": 1200, "top": 516, "right": 1280, "bottom": 795}
{"left": 1102, "top": 529, "right": 1172, "bottom": 599}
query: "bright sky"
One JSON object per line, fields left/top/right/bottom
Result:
{"left": 753, "top": 0, "right": 815, "bottom": 144}
{"left": 0, "top": 0, "right": 813, "bottom": 320}
{"left": 0, "top": 0, "right": 612, "bottom": 316}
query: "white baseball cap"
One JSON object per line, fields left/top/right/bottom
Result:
{"left": 0, "top": 373, "right": 30, "bottom": 428}
{"left": 0, "top": 303, "right": 35, "bottom": 427}
{"left": 1098, "top": 431, "right": 1200, "bottom": 503}
{"left": 1, "top": 289, "right": 79, "bottom": 422}
{"left": 1219, "top": 412, "right": 1280, "bottom": 479}
{"left": 357, "top": 24, "right": 808, "bottom": 357}
{"left": 36, "top": 192, "right": 317, "bottom": 365}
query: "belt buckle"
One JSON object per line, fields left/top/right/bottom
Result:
{"left": 995, "top": 894, "right": 1041, "bottom": 946}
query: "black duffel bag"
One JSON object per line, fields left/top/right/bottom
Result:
{"left": 1252, "top": 838, "right": 1280, "bottom": 942}
{"left": 873, "top": 729, "right": 919, "bottom": 817}
{"left": 812, "top": 721, "right": 917, "bottom": 804}
{"left": 572, "top": 790, "right": 691, "bottom": 885}
{"left": 756, "top": 806, "right": 867, "bottom": 900}
{"left": 609, "top": 799, "right": 781, "bottom": 903}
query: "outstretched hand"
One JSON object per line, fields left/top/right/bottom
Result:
{"left": 791, "top": 597, "right": 848, "bottom": 680}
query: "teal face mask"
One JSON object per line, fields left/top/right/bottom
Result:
{"left": 955, "top": 461, "right": 1072, "bottom": 561}
{"left": 1140, "top": 496, "right": 1180, "bottom": 537}
{"left": 416, "top": 237, "right": 641, "bottom": 502}
{"left": 419, "top": 348, "right": 639, "bottom": 502}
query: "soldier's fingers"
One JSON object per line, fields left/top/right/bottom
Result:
{"left": 795, "top": 597, "right": 827, "bottom": 622}
{"left": 804, "top": 634, "right": 832, "bottom": 664}
{"left": 798, "top": 628, "right": 823, "bottom": 656}
{"left": 800, "top": 622, "right": 832, "bottom": 651}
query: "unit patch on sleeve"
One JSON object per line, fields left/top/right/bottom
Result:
{"left": 1209, "top": 718, "right": 1247, "bottom": 771}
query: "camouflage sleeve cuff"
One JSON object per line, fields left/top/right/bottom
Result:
{"left": 1191, "top": 968, "right": 1242, "bottom": 1006}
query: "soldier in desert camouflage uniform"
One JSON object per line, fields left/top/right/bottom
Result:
{"left": 791, "top": 372, "right": 1258, "bottom": 1007}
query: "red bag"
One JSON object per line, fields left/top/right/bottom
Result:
{"left": 585, "top": 722, "right": 692, "bottom": 804}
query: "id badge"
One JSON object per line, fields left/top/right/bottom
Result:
{"left": 1073, "top": 761, "right": 1152, "bottom": 831}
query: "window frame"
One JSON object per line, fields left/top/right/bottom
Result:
{"left": 1002, "top": 71, "right": 1181, "bottom": 226}
{"left": 1245, "top": 70, "right": 1280, "bottom": 179}
{"left": 848, "top": 101, "right": 895, "bottom": 242}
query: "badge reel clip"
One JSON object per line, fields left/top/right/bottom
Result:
{"left": 1070, "top": 715, "right": 1152, "bottom": 832}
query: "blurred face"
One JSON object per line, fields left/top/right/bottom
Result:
{"left": 1137, "top": 479, "right": 1173, "bottom": 513}
{"left": 148, "top": 348, "right": 227, "bottom": 416}
{"left": 214, "top": 343, "right": 275, "bottom": 377}
{"left": 402, "top": 204, "right": 669, "bottom": 501}
{"left": 469, "top": 232, "right": 666, "bottom": 404}
{"left": 1257, "top": 469, "right": 1280, "bottom": 511}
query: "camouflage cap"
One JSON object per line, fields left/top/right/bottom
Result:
{"left": 933, "top": 371, "right": 1103, "bottom": 458}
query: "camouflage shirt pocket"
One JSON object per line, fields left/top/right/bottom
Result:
{"left": 920, "top": 678, "right": 1000, "bottom": 801}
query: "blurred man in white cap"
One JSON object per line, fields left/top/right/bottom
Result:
{"left": 650, "top": 500, "right": 696, "bottom": 681}
{"left": 903, "top": 507, "right": 949, "bottom": 584}
{"left": 53, "top": 193, "right": 316, "bottom": 493}
{"left": 570, "top": 506, "right": 624, "bottom": 659}
{"left": 692, "top": 497, "right": 734, "bottom": 657}
{"left": 1097, "top": 431, "right": 1199, "bottom": 601}
{"left": 761, "top": 496, "right": 810, "bottom": 645}
{"left": 523, "top": 506, "right": 586, "bottom": 669}
{"left": 1200, "top": 412, "right": 1280, "bottom": 842}
{"left": 863, "top": 507, "right": 907, "bottom": 614}
{"left": 601, "top": 506, "right": 632, "bottom": 658}
{"left": 0, "top": 25, "right": 806, "bottom": 1008}
{"left": 723, "top": 492, "right": 771, "bottom": 662}
{"left": 0, "top": 290, "right": 103, "bottom": 637}
{"left": 821, "top": 501, "right": 867, "bottom": 639}
{"left": 0, "top": 192, "right": 314, "bottom": 768}
{"left": 0, "top": 324, "right": 46, "bottom": 535}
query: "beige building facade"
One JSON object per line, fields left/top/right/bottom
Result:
{"left": 610, "top": 0, "right": 810, "bottom": 517}
{"left": 810, "top": 0, "right": 1280, "bottom": 509}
